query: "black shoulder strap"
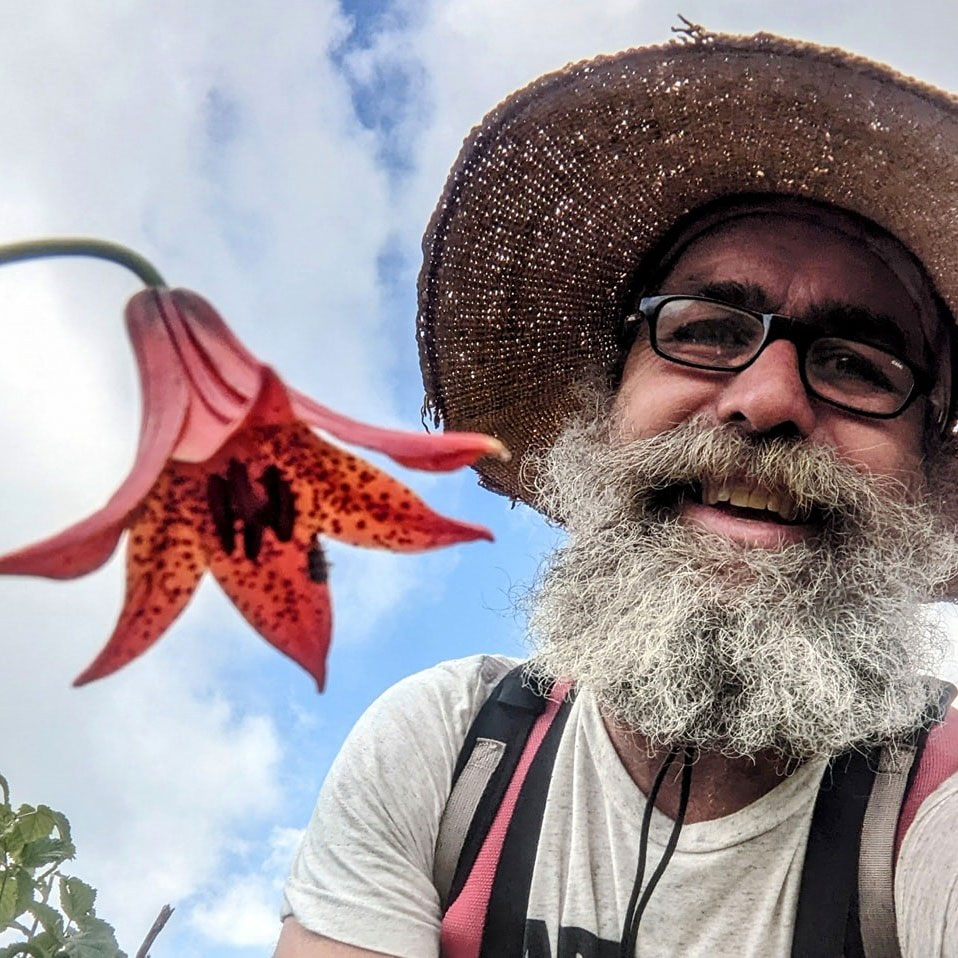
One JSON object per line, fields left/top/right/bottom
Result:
{"left": 791, "top": 747, "right": 880, "bottom": 958}
{"left": 444, "top": 666, "right": 551, "bottom": 909}
{"left": 793, "top": 681, "right": 955, "bottom": 958}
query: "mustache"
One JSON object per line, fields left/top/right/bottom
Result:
{"left": 532, "top": 416, "right": 920, "bottom": 535}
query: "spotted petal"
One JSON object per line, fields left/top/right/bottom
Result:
{"left": 73, "top": 466, "right": 207, "bottom": 685}
{"left": 208, "top": 521, "right": 332, "bottom": 692}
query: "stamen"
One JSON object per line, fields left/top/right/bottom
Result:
{"left": 226, "top": 459, "right": 259, "bottom": 519}
{"left": 243, "top": 520, "right": 264, "bottom": 562}
{"left": 259, "top": 464, "right": 295, "bottom": 542}
{"left": 206, "top": 473, "right": 236, "bottom": 555}
{"left": 208, "top": 460, "right": 297, "bottom": 561}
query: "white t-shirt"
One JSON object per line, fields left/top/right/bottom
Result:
{"left": 281, "top": 655, "right": 958, "bottom": 957}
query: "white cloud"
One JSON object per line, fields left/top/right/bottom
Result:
{"left": 189, "top": 877, "right": 281, "bottom": 949}
{"left": 188, "top": 826, "right": 304, "bottom": 950}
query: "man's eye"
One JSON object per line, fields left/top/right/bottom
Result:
{"left": 811, "top": 343, "right": 901, "bottom": 395}
{"left": 657, "top": 310, "right": 758, "bottom": 363}
{"left": 666, "top": 318, "right": 752, "bottom": 346}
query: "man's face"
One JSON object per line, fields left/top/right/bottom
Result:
{"left": 523, "top": 211, "right": 958, "bottom": 759}
{"left": 612, "top": 213, "right": 934, "bottom": 549}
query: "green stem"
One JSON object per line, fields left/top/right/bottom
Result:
{"left": 0, "top": 238, "right": 166, "bottom": 287}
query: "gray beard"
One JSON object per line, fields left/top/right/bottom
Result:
{"left": 522, "top": 414, "right": 958, "bottom": 760}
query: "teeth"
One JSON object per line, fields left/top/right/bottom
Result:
{"left": 701, "top": 479, "right": 801, "bottom": 522}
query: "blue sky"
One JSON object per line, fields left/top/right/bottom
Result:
{"left": 1, "top": 2, "right": 958, "bottom": 955}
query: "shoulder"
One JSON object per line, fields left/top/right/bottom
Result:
{"left": 351, "top": 653, "right": 520, "bottom": 747}
{"left": 319, "top": 653, "right": 522, "bottom": 809}
{"left": 897, "top": 694, "right": 958, "bottom": 846}
{"left": 281, "top": 654, "right": 522, "bottom": 954}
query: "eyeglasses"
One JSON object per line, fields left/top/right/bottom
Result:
{"left": 624, "top": 295, "right": 933, "bottom": 419}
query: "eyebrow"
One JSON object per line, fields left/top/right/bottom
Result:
{"left": 686, "top": 280, "right": 910, "bottom": 354}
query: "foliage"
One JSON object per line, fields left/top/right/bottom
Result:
{"left": 0, "top": 774, "right": 125, "bottom": 958}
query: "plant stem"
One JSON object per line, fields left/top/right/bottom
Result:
{"left": 135, "top": 904, "right": 174, "bottom": 958}
{"left": 0, "top": 239, "right": 166, "bottom": 287}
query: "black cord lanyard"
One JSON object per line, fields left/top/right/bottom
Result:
{"left": 619, "top": 746, "right": 695, "bottom": 956}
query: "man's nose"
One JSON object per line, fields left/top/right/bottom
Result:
{"left": 713, "top": 339, "right": 817, "bottom": 436}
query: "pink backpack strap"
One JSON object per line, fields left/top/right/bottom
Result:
{"left": 440, "top": 683, "right": 569, "bottom": 958}
{"left": 895, "top": 693, "right": 958, "bottom": 858}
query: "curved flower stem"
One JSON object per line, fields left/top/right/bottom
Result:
{"left": 0, "top": 238, "right": 166, "bottom": 287}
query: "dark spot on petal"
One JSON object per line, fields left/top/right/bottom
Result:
{"left": 307, "top": 543, "right": 329, "bottom": 584}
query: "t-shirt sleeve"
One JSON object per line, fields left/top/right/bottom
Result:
{"left": 281, "top": 654, "right": 516, "bottom": 957}
{"left": 896, "top": 769, "right": 958, "bottom": 958}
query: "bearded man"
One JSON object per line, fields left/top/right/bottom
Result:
{"left": 277, "top": 25, "right": 958, "bottom": 958}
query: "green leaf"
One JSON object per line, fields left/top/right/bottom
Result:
{"left": 0, "top": 774, "right": 9, "bottom": 808}
{"left": 20, "top": 839, "right": 71, "bottom": 870}
{"left": 0, "top": 866, "right": 34, "bottom": 927}
{"left": 57, "top": 878, "right": 95, "bottom": 923}
{"left": 27, "top": 900, "right": 65, "bottom": 938}
{"left": 14, "top": 870, "right": 34, "bottom": 920}
{"left": 2, "top": 822, "right": 26, "bottom": 859}
{"left": 62, "top": 916, "right": 125, "bottom": 958}
{"left": 14, "top": 808, "right": 56, "bottom": 850}
{"left": 47, "top": 815, "right": 72, "bottom": 857}
{"left": 25, "top": 930, "right": 63, "bottom": 957}
{"left": 0, "top": 872, "right": 22, "bottom": 926}
{"left": 23, "top": 809, "right": 56, "bottom": 845}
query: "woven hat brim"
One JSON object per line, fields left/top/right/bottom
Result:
{"left": 417, "top": 31, "right": 958, "bottom": 507}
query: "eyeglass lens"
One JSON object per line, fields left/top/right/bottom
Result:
{"left": 652, "top": 298, "right": 915, "bottom": 415}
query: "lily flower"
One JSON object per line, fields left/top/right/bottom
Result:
{"left": 0, "top": 241, "right": 507, "bottom": 690}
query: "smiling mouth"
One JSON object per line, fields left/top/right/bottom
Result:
{"left": 699, "top": 479, "right": 809, "bottom": 525}
{"left": 644, "top": 479, "right": 822, "bottom": 529}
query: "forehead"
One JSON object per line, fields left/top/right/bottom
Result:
{"left": 655, "top": 213, "right": 932, "bottom": 355}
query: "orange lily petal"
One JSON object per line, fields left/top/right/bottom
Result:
{"left": 208, "top": 527, "right": 332, "bottom": 693}
{"left": 0, "top": 301, "right": 190, "bottom": 579}
{"left": 291, "top": 428, "right": 493, "bottom": 550}
{"left": 231, "top": 368, "right": 493, "bottom": 550}
{"left": 73, "top": 466, "right": 206, "bottom": 685}
{"left": 127, "top": 289, "right": 260, "bottom": 464}
{"left": 291, "top": 389, "right": 510, "bottom": 471}
{"left": 194, "top": 369, "right": 336, "bottom": 690}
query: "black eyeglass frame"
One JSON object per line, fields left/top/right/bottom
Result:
{"left": 623, "top": 294, "right": 935, "bottom": 420}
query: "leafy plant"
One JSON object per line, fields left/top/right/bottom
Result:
{"left": 0, "top": 773, "right": 126, "bottom": 958}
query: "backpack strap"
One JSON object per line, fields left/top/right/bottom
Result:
{"left": 791, "top": 746, "right": 880, "bottom": 958}
{"left": 434, "top": 665, "right": 551, "bottom": 909}
{"left": 857, "top": 680, "right": 956, "bottom": 958}
{"left": 438, "top": 668, "right": 573, "bottom": 958}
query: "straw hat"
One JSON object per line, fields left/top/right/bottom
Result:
{"left": 416, "top": 23, "right": 958, "bottom": 504}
